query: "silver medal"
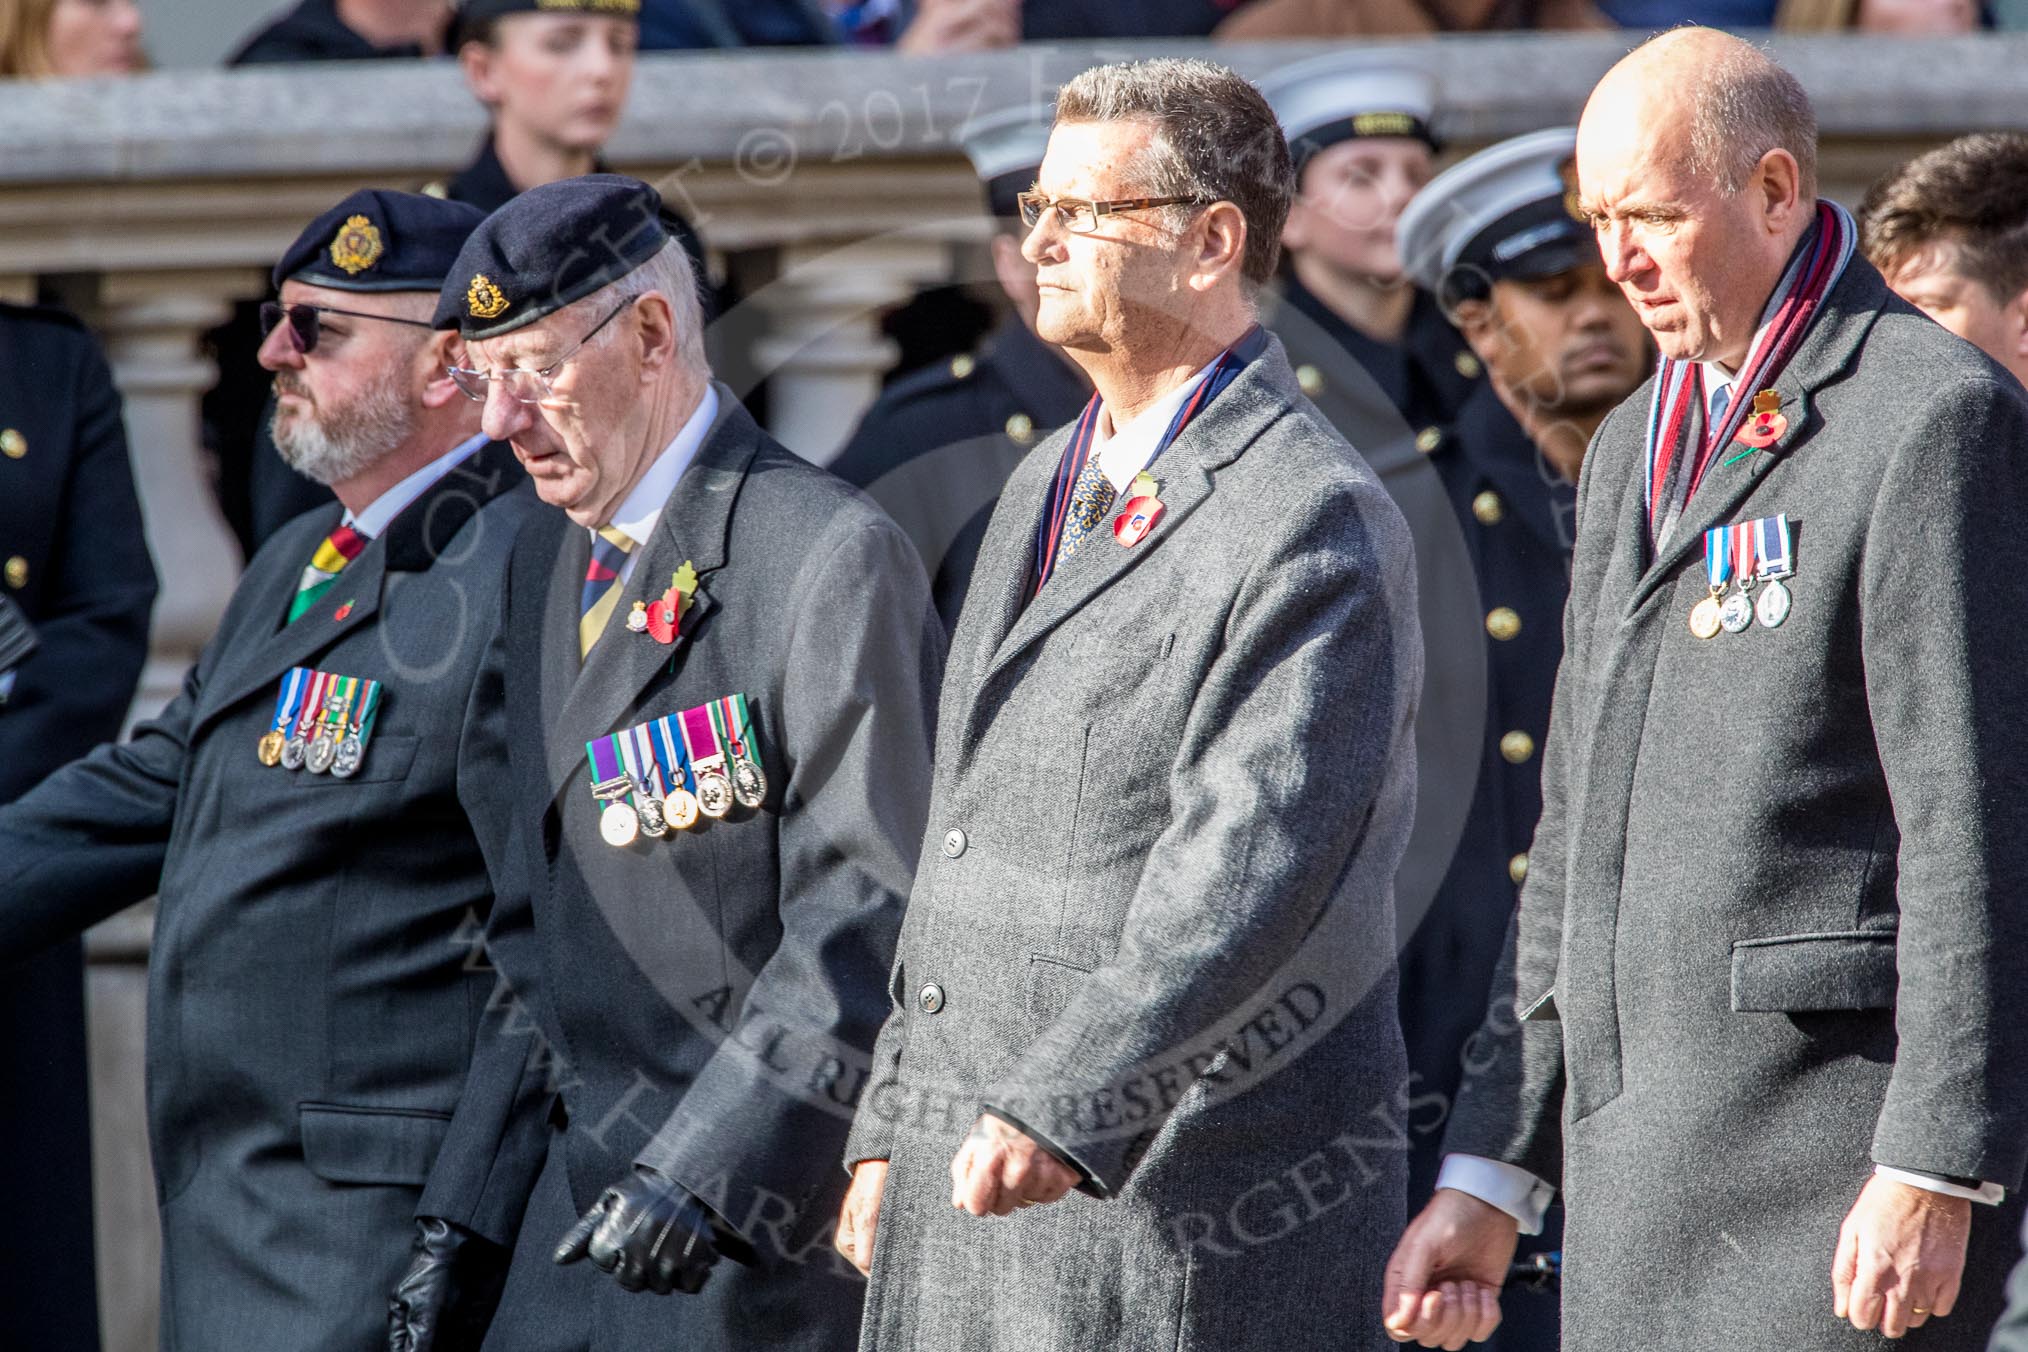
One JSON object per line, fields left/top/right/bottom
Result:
{"left": 280, "top": 735, "right": 308, "bottom": 771}
{"left": 1719, "top": 589, "right": 1754, "bottom": 634}
{"left": 331, "top": 734, "right": 365, "bottom": 778}
{"left": 1756, "top": 577, "right": 1791, "bottom": 628}
{"left": 637, "top": 791, "right": 669, "bottom": 838}
{"left": 732, "top": 758, "right": 767, "bottom": 810}
{"left": 305, "top": 731, "right": 338, "bottom": 774}
{"left": 695, "top": 771, "right": 734, "bottom": 820}
{"left": 599, "top": 801, "right": 641, "bottom": 847}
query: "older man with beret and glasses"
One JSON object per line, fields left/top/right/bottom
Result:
{"left": 0, "top": 188, "right": 547, "bottom": 1351}
{"left": 833, "top": 58, "right": 1422, "bottom": 1352}
{"left": 417, "top": 174, "right": 940, "bottom": 1352}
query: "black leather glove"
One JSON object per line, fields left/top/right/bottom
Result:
{"left": 387, "top": 1216, "right": 510, "bottom": 1352}
{"left": 552, "top": 1165, "right": 739, "bottom": 1295}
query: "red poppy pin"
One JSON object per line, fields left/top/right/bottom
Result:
{"left": 1113, "top": 496, "right": 1164, "bottom": 548}
{"left": 631, "top": 561, "right": 699, "bottom": 645}
{"left": 1734, "top": 390, "right": 1787, "bottom": 449}
{"left": 333, "top": 600, "right": 355, "bottom": 622}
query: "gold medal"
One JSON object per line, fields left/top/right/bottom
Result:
{"left": 665, "top": 788, "right": 700, "bottom": 831}
{"left": 1688, "top": 592, "right": 1723, "bottom": 639}
{"left": 257, "top": 730, "right": 285, "bottom": 767}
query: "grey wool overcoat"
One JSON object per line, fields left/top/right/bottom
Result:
{"left": 847, "top": 336, "right": 1424, "bottom": 1351}
{"left": 1445, "top": 258, "right": 2028, "bottom": 1349}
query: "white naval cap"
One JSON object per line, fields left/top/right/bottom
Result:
{"left": 1396, "top": 126, "right": 1592, "bottom": 305}
{"left": 960, "top": 102, "right": 1054, "bottom": 218}
{"left": 1258, "top": 53, "right": 1439, "bottom": 160}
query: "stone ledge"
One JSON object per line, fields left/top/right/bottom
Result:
{"left": 0, "top": 33, "right": 2020, "bottom": 186}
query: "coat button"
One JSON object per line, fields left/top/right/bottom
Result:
{"left": 1005, "top": 413, "right": 1035, "bottom": 445}
{"left": 1472, "top": 490, "right": 1504, "bottom": 525}
{"left": 950, "top": 354, "right": 976, "bottom": 379}
{"left": 1415, "top": 426, "right": 1443, "bottom": 454}
{"left": 1485, "top": 606, "right": 1521, "bottom": 641}
{"left": 1295, "top": 363, "right": 1324, "bottom": 397}
{"left": 3, "top": 556, "right": 25, "bottom": 590}
{"left": 942, "top": 828, "right": 967, "bottom": 859}
{"left": 1454, "top": 351, "right": 1483, "bottom": 380}
{"left": 1500, "top": 730, "right": 1536, "bottom": 764}
{"left": 918, "top": 982, "right": 945, "bottom": 1014}
{"left": 1509, "top": 853, "right": 1530, "bottom": 885}
{"left": 0, "top": 429, "right": 23, "bottom": 459}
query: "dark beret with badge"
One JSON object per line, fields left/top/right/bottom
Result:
{"left": 961, "top": 102, "right": 1053, "bottom": 222}
{"left": 1396, "top": 127, "right": 1591, "bottom": 312}
{"left": 274, "top": 188, "right": 488, "bottom": 294}
{"left": 434, "top": 173, "right": 671, "bottom": 339}
{"left": 1260, "top": 53, "right": 1440, "bottom": 170}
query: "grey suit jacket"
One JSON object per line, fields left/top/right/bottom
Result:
{"left": 850, "top": 337, "right": 1422, "bottom": 1352}
{"left": 435, "top": 387, "right": 943, "bottom": 1352}
{"left": 1446, "top": 259, "right": 2028, "bottom": 1350}
{"left": 0, "top": 442, "right": 542, "bottom": 1352}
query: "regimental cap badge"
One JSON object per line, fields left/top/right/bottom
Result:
{"left": 329, "top": 215, "right": 385, "bottom": 276}
{"left": 467, "top": 273, "right": 510, "bottom": 320}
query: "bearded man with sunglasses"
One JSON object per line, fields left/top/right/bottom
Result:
{"left": 0, "top": 188, "right": 551, "bottom": 1351}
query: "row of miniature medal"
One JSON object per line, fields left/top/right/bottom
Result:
{"left": 1690, "top": 513, "right": 1795, "bottom": 639}
{"left": 256, "top": 666, "right": 384, "bottom": 776}
{"left": 589, "top": 694, "right": 768, "bottom": 847}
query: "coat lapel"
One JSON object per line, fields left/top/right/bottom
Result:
{"left": 542, "top": 385, "right": 756, "bottom": 800}
{"left": 976, "top": 340, "right": 1292, "bottom": 689}
{"left": 1629, "top": 263, "right": 1887, "bottom": 614}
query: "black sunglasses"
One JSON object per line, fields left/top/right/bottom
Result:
{"left": 259, "top": 301, "right": 436, "bottom": 355}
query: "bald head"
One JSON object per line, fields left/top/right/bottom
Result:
{"left": 1585, "top": 29, "right": 1817, "bottom": 205}
{"left": 1575, "top": 29, "right": 1817, "bottom": 367}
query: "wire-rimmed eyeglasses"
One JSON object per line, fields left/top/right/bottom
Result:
{"left": 447, "top": 296, "right": 637, "bottom": 405}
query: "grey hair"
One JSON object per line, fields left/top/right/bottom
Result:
{"left": 1685, "top": 41, "right": 1818, "bottom": 201}
{"left": 1053, "top": 58, "right": 1293, "bottom": 287}
{"left": 566, "top": 238, "right": 710, "bottom": 377}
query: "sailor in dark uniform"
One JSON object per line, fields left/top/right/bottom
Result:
{"left": 830, "top": 103, "right": 1087, "bottom": 631}
{"left": 1260, "top": 56, "right": 1480, "bottom": 447}
{"left": 1391, "top": 126, "right": 1650, "bottom": 1348}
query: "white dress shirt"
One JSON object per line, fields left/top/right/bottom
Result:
{"left": 597, "top": 384, "right": 719, "bottom": 585}
{"left": 1090, "top": 356, "right": 1220, "bottom": 496}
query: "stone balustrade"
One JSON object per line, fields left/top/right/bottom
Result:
{"left": 4, "top": 32, "right": 2020, "bottom": 1348}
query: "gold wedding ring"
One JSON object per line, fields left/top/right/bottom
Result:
{"left": 1912, "top": 1307, "right": 1931, "bottom": 1316}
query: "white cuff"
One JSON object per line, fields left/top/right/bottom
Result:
{"left": 1436, "top": 1153, "right": 1555, "bottom": 1235}
{"left": 1876, "top": 1165, "right": 2004, "bottom": 1205}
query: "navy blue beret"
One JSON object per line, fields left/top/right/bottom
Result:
{"left": 457, "top": 0, "right": 639, "bottom": 24}
{"left": 274, "top": 189, "right": 487, "bottom": 294}
{"left": 433, "top": 173, "right": 670, "bottom": 339}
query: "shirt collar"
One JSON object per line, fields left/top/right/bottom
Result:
{"left": 600, "top": 384, "right": 720, "bottom": 550}
{"left": 1093, "top": 354, "right": 1221, "bottom": 494}
{"left": 344, "top": 432, "right": 489, "bottom": 539}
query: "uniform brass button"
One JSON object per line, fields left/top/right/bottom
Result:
{"left": 1415, "top": 426, "right": 1443, "bottom": 454}
{"left": 1005, "top": 413, "right": 1035, "bottom": 446}
{"left": 1455, "top": 351, "right": 1483, "bottom": 380}
{"left": 0, "top": 429, "right": 24, "bottom": 459}
{"left": 1509, "top": 852, "right": 1530, "bottom": 885}
{"left": 918, "top": 982, "right": 946, "bottom": 1015}
{"left": 1500, "top": 730, "right": 1536, "bottom": 764}
{"left": 950, "top": 354, "right": 976, "bottom": 380}
{"left": 942, "top": 828, "right": 967, "bottom": 859}
{"left": 3, "top": 556, "right": 24, "bottom": 589}
{"left": 1472, "top": 490, "right": 1504, "bottom": 526}
{"left": 1296, "top": 363, "right": 1324, "bottom": 397}
{"left": 1485, "top": 606, "right": 1521, "bottom": 641}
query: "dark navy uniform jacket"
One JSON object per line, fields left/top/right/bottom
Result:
{"left": 0, "top": 303, "right": 154, "bottom": 1352}
{"left": 832, "top": 316, "right": 1086, "bottom": 631}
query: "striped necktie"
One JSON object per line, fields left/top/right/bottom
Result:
{"left": 579, "top": 525, "right": 636, "bottom": 658}
{"left": 289, "top": 523, "right": 367, "bottom": 623}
